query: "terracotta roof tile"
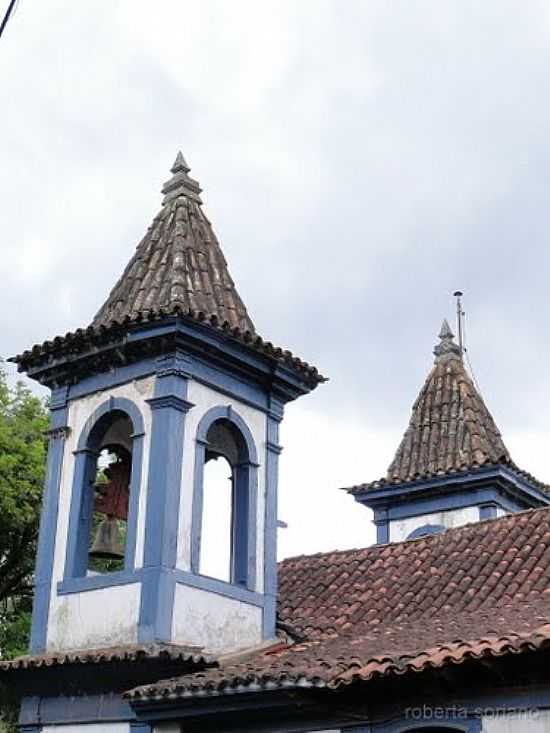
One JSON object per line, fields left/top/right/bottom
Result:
{"left": 0, "top": 642, "right": 211, "bottom": 672}
{"left": 10, "top": 310, "right": 325, "bottom": 388}
{"left": 127, "top": 507, "right": 550, "bottom": 701}
{"left": 11, "top": 155, "right": 325, "bottom": 388}
{"left": 92, "top": 153, "right": 254, "bottom": 333}
{"left": 127, "top": 609, "right": 550, "bottom": 700}
{"left": 387, "top": 321, "right": 509, "bottom": 482}
{"left": 345, "top": 322, "right": 548, "bottom": 495}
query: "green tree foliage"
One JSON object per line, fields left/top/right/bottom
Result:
{"left": 0, "top": 365, "right": 48, "bottom": 646}
{"left": 0, "top": 363, "right": 48, "bottom": 730}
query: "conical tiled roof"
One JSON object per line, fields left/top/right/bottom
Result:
{"left": 386, "top": 320, "right": 510, "bottom": 482}
{"left": 92, "top": 152, "right": 255, "bottom": 332}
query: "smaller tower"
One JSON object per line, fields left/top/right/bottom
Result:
{"left": 346, "top": 320, "right": 550, "bottom": 543}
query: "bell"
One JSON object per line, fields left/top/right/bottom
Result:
{"left": 89, "top": 516, "right": 125, "bottom": 560}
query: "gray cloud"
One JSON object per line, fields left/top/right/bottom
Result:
{"left": 3, "top": 0, "right": 550, "bottom": 554}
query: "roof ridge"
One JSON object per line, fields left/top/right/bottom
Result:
{"left": 128, "top": 504, "right": 550, "bottom": 703}
{"left": 277, "top": 504, "right": 550, "bottom": 565}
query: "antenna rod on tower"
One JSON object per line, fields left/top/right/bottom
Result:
{"left": 453, "top": 290, "right": 464, "bottom": 355}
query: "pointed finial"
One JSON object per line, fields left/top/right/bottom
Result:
{"left": 161, "top": 151, "right": 202, "bottom": 205}
{"left": 439, "top": 319, "right": 454, "bottom": 339}
{"left": 171, "top": 150, "right": 190, "bottom": 174}
{"left": 434, "top": 319, "right": 462, "bottom": 361}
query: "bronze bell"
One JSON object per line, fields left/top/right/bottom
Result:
{"left": 89, "top": 516, "right": 125, "bottom": 560}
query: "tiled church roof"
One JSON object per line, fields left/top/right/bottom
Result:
{"left": 386, "top": 320, "right": 509, "bottom": 482}
{"left": 128, "top": 505, "right": 550, "bottom": 700}
{"left": 92, "top": 153, "right": 255, "bottom": 333}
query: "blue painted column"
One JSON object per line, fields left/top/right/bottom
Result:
{"left": 373, "top": 509, "right": 389, "bottom": 545}
{"left": 263, "top": 396, "right": 284, "bottom": 639}
{"left": 479, "top": 503, "right": 498, "bottom": 520}
{"left": 138, "top": 352, "right": 193, "bottom": 643}
{"left": 29, "top": 386, "right": 70, "bottom": 654}
{"left": 63, "top": 445, "right": 98, "bottom": 579}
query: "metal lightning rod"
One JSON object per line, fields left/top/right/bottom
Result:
{"left": 453, "top": 290, "right": 464, "bottom": 356}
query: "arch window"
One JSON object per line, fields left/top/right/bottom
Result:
{"left": 64, "top": 399, "right": 144, "bottom": 581}
{"left": 200, "top": 451, "right": 233, "bottom": 582}
{"left": 406, "top": 523, "right": 445, "bottom": 540}
{"left": 192, "top": 407, "right": 258, "bottom": 590}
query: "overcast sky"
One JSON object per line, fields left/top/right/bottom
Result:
{"left": 3, "top": 0, "right": 550, "bottom": 559}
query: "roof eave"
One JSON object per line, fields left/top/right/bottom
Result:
{"left": 10, "top": 314, "right": 326, "bottom": 401}
{"left": 345, "top": 463, "right": 550, "bottom": 507}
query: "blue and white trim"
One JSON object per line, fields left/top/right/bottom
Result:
{"left": 362, "top": 466, "right": 550, "bottom": 544}
{"left": 138, "top": 352, "right": 193, "bottom": 643}
{"left": 263, "top": 396, "right": 284, "bottom": 638}
{"left": 29, "top": 386, "right": 69, "bottom": 654}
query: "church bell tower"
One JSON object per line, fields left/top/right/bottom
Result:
{"left": 346, "top": 320, "right": 550, "bottom": 542}
{"left": 11, "top": 153, "right": 324, "bottom": 657}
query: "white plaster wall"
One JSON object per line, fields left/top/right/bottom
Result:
{"left": 43, "top": 725, "right": 129, "bottom": 733}
{"left": 46, "top": 377, "right": 153, "bottom": 652}
{"left": 47, "top": 583, "right": 141, "bottom": 651}
{"left": 177, "top": 380, "right": 267, "bottom": 595}
{"left": 483, "top": 708, "right": 550, "bottom": 732}
{"left": 389, "top": 506, "right": 479, "bottom": 542}
{"left": 172, "top": 582, "right": 263, "bottom": 653}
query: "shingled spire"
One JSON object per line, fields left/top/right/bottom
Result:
{"left": 386, "top": 320, "right": 510, "bottom": 481}
{"left": 92, "top": 152, "right": 255, "bottom": 332}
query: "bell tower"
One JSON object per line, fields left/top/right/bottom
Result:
{"left": 346, "top": 320, "right": 550, "bottom": 542}
{"left": 12, "top": 153, "right": 323, "bottom": 657}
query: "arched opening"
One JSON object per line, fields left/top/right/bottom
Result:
{"left": 68, "top": 409, "right": 137, "bottom": 579}
{"left": 195, "top": 416, "right": 255, "bottom": 587}
{"left": 85, "top": 411, "right": 133, "bottom": 575}
{"left": 200, "top": 454, "right": 233, "bottom": 581}
{"left": 88, "top": 439, "right": 131, "bottom": 574}
{"left": 407, "top": 523, "right": 445, "bottom": 540}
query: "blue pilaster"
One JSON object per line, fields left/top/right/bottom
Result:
{"left": 29, "top": 387, "right": 69, "bottom": 654}
{"left": 263, "top": 396, "right": 284, "bottom": 639}
{"left": 64, "top": 446, "right": 98, "bottom": 579}
{"left": 375, "top": 519, "right": 389, "bottom": 545}
{"left": 479, "top": 503, "right": 498, "bottom": 520}
{"left": 138, "top": 352, "right": 194, "bottom": 643}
